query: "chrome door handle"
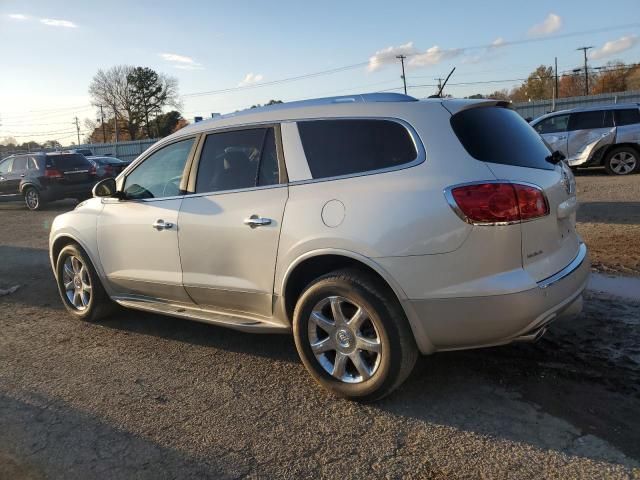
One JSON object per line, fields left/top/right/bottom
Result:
{"left": 244, "top": 215, "right": 272, "bottom": 228}
{"left": 557, "top": 136, "right": 567, "bottom": 140}
{"left": 152, "top": 219, "right": 174, "bottom": 230}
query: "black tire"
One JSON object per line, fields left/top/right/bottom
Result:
{"left": 23, "top": 187, "right": 44, "bottom": 211}
{"left": 604, "top": 146, "right": 639, "bottom": 175}
{"left": 293, "top": 269, "right": 418, "bottom": 402}
{"left": 55, "top": 243, "right": 115, "bottom": 322}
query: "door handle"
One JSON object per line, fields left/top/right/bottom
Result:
{"left": 244, "top": 214, "right": 272, "bottom": 228}
{"left": 557, "top": 135, "right": 567, "bottom": 140}
{"left": 152, "top": 219, "right": 174, "bottom": 230}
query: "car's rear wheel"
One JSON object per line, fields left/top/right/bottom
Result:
{"left": 293, "top": 269, "right": 417, "bottom": 401}
{"left": 604, "top": 147, "right": 639, "bottom": 175}
{"left": 55, "top": 243, "right": 114, "bottom": 322}
{"left": 23, "top": 187, "right": 44, "bottom": 210}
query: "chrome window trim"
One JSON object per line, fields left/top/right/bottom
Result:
{"left": 443, "top": 179, "right": 549, "bottom": 227}
{"left": 181, "top": 182, "right": 287, "bottom": 200}
{"left": 537, "top": 243, "right": 587, "bottom": 289}
{"left": 286, "top": 116, "right": 426, "bottom": 186}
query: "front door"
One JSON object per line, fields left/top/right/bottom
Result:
{"left": 178, "top": 126, "right": 288, "bottom": 317}
{"left": 97, "top": 137, "right": 197, "bottom": 302}
{"left": 534, "top": 114, "right": 569, "bottom": 157}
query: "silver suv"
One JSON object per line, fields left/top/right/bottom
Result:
{"left": 531, "top": 104, "right": 640, "bottom": 175}
{"left": 49, "top": 94, "right": 589, "bottom": 400}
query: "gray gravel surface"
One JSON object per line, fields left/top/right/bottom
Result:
{"left": 1, "top": 188, "right": 640, "bottom": 479}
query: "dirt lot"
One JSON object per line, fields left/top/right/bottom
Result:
{"left": 1, "top": 173, "right": 639, "bottom": 479}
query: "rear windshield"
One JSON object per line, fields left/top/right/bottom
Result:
{"left": 451, "top": 106, "right": 554, "bottom": 171}
{"left": 48, "top": 154, "right": 90, "bottom": 169}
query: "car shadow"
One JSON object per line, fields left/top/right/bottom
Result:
{"left": 0, "top": 391, "right": 245, "bottom": 478}
{"left": 577, "top": 201, "right": 640, "bottom": 224}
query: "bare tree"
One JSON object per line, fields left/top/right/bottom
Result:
{"left": 89, "top": 65, "right": 142, "bottom": 140}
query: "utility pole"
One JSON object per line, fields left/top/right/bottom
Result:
{"left": 577, "top": 46, "right": 593, "bottom": 96}
{"left": 99, "top": 105, "right": 107, "bottom": 143}
{"left": 74, "top": 116, "right": 80, "bottom": 145}
{"left": 554, "top": 57, "right": 559, "bottom": 100}
{"left": 396, "top": 55, "right": 407, "bottom": 95}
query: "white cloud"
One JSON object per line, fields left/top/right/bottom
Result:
{"left": 408, "top": 45, "right": 462, "bottom": 68}
{"left": 368, "top": 42, "right": 416, "bottom": 72}
{"left": 40, "top": 18, "right": 77, "bottom": 28}
{"left": 8, "top": 13, "right": 28, "bottom": 20}
{"left": 238, "top": 73, "right": 264, "bottom": 86}
{"left": 528, "top": 13, "right": 562, "bottom": 36}
{"left": 491, "top": 37, "right": 506, "bottom": 48}
{"left": 159, "top": 52, "right": 204, "bottom": 70}
{"left": 590, "top": 34, "right": 639, "bottom": 60}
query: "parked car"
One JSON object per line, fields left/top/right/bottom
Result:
{"left": 67, "top": 148, "right": 95, "bottom": 157}
{"left": 49, "top": 94, "right": 589, "bottom": 400}
{"left": 0, "top": 152, "right": 98, "bottom": 210}
{"left": 530, "top": 104, "right": 640, "bottom": 175}
{"left": 86, "top": 156, "right": 131, "bottom": 179}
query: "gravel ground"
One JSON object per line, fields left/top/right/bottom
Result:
{"left": 1, "top": 172, "right": 639, "bottom": 479}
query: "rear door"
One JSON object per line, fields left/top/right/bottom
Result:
{"left": 178, "top": 126, "right": 288, "bottom": 317}
{"left": 450, "top": 105, "right": 580, "bottom": 282}
{"left": 4, "top": 155, "right": 28, "bottom": 194}
{"left": 567, "top": 110, "right": 615, "bottom": 158}
{"left": 0, "top": 157, "right": 14, "bottom": 195}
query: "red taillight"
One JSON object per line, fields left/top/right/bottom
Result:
{"left": 103, "top": 165, "right": 113, "bottom": 176}
{"left": 449, "top": 182, "right": 548, "bottom": 224}
{"left": 45, "top": 168, "right": 63, "bottom": 179}
{"left": 89, "top": 165, "right": 97, "bottom": 175}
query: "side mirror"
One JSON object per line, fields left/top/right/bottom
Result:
{"left": 92, "top": 177, "right": 118, "bottom": 197}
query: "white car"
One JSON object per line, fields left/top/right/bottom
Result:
{"left": 49, "top": 94, "right": 589, "bottom": 400}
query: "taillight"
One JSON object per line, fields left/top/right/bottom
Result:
{"left": 45, "top": 168, "right": 63, "bottom": 179}
{"left": 447, "top": 182, "right": 548, "bottom": 224}
{"left": 89, "top": 165, "right": 97, "bottom": 175}
{"left": 103, "top": 165, "right": 113, "bottom": 176}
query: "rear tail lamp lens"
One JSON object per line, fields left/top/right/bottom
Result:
{"left": 45, "top": 168, "right": 63, "bottom": 179}
{"left": 449, "top": 182, "right": 548, "bottom": 224}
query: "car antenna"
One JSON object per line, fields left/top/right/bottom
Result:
{"left": 428, "top": 67, "right": 456, "bottom": 98}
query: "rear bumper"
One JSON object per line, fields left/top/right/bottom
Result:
{"left": 408, "top": 243, "right": 590, "bottom": 353}
{"left": 40, "top": 182, "right": 96, "bottom": 201}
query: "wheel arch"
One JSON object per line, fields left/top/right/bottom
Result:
{"left": 50, "top": 233, "right": 104, "bottom": 284}
{"left": 279, "top": 249, "right": 435, "bottom": 354}
{"left": 599, "top": 142, "right": 640, "bottom": 165}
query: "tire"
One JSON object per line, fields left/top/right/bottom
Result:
{"left": 23, "top": 187, "right": 44, "bottom": 211}
{"left": 55, "top": 243, "right": 115, "bottom": 322}
{"left": 293, "top": 269, "right": 418, "bottom": 401}
{"left": 604, "top": 146, "right": 639, "bottom": 175}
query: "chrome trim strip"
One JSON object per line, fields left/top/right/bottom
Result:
{"left": 443, "top": 179, "right": 548, "bottom": 226}
{"left": 537, "top": 243, "right": 588, "bottom": 289}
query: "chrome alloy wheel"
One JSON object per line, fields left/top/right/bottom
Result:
{"left": 25, "top": 189, "right": 39, "bottom": 209}
{"left": 610, "top": 151, "right": 637, "bottom": 175}
{"left": 308, "top": 296, "right": 382, "bottom": 383}
{"left": 62, "top": 255, "right": 92, "bottom": 311}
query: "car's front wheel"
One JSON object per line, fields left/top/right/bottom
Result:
{"left": 293, "top": 269, "right": 418, "bottom": 401}
{"left": 604, "top": 147, "right": 639, "bottom": 175}
{"left": 55, "top": 243, "right": 114, "bottom": 322}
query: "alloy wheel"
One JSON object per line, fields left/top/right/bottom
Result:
{"left": 25, "top": 189, "right": 39, "bottom": 209}
{"left": 308, "top": 296, "right": 382, "bottom": 383}
{"left": 62, "top": 255, "right": 92, "bottom": 311}
{"left": 609, "top": 151, "right": 637, "bottom": 175}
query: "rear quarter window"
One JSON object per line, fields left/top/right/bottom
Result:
{"left": 614, "top": 108, "right": 640, "bottom": 126}
{"left": 297, "top": 119, "right": 418, "bottom": 179}
{"left": 450, "top": 106, "right": 554, "bottom": 171}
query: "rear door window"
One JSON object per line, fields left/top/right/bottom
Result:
{"left": 614, "top": 108, "right": 640, "bottom": 126}
{"left": 534, "top": 114, "right": 569, "bottom": 134}
{"left": 11, "top": 156, "right": 28, "bottom": 172}
{"left": 297, "top": 119, "right": 418, "bottom": 179}
{"left": 195, "top": 127, "right": 279, "bottom": 194}
{"left": 568, "top": 111, "right": 604, "bottom": 131}
{"left": 0, "top": 158, "right": 13, "bottom": 174}
{"left": 450, "top": 106, "right": 554, "bottom": 171}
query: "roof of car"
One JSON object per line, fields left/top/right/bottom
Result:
{"left": 532, "top": 103, "right": 640, "bottom": 124}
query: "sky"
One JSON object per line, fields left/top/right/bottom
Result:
{"left": 0, "top": 0, "right": 638, "bottom": 145}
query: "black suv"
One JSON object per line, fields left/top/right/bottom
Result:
{"left": 0, "top": 152, "right": 98, "bottom": 210}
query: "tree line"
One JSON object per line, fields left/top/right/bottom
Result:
{"left": 469, "top": 61, "right": 640, "bottom": 102}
